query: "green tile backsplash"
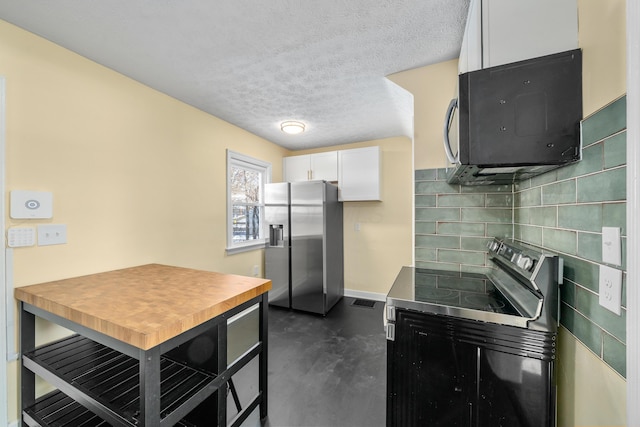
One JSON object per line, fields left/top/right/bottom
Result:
{"left": 517, "top": 95, "right": 627, "bottom": 378}
{"left": 415, "top": 95, "right": 627, "bottom": 378}
{"left": 415, "top": 168, "right": 513, "bottom": 273}
{"left": 579, "top": 95, "right": 626, "bottom": 145}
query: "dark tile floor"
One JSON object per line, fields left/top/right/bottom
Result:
{"left": 263, "top": 297, "right": 387, "bottom": 427}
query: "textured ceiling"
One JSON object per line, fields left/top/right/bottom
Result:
{"left": 0, "top": 0, "right": 470, "bottom": 150}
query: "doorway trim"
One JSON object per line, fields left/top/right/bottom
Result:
{"left": 0, "top": 76, "right": 8, "bottom": 426}
{"left": 627, "top": 0, "right": 639, "bottom": 424}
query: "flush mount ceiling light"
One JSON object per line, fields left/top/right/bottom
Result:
{"left": 280, "top": 120, "right": 306, "bottom": 135}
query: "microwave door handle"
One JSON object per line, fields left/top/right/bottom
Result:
{"left": 443, "top": 98, "right": 459, "bottom": 164}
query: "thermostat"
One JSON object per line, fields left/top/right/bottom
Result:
{"left": 10, "top": 190, "right": 53, "bottom": 219}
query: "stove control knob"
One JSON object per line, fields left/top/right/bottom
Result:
{"left": 487, "top": 241, "right": 501, "bottom": 253}
{"left": 516, "top": 255, "right": 533, "bottom": 271}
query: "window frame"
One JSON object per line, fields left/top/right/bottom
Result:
{"left": 226, "top": 149, "right": 272, "bottom": 255}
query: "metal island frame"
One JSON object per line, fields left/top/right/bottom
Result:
{"left": 15, "top": 264, "right": 271, "bottom": 426}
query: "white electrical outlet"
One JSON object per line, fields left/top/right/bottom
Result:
{"left": 599, "top": 265, "right": 622, "bottom": 315}
{"left": 602, "top": 226, "right": 622, "bottom": 266}
{"left": 37, "top": 224, "right": 67, "bottom": 246}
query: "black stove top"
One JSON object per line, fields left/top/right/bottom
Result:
{"left": 414, "top": 269, "right": 521, "bottom": 316}
{"left": 387, "top": 238, "right": 561, "bottom": 331}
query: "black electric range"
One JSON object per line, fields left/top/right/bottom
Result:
{"left": 386, "top": 238, "right": 562, "bottom": 427}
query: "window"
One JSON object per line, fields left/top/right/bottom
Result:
{"left": 226, "top": 150, "right": 271, "bottom": 254}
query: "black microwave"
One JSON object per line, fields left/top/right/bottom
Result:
{"left": 444, "top": 49, "right": 583, "bottom": 185}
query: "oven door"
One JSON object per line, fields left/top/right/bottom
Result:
{"left": 387, "top": 309, "right": 557, "bottom": 427}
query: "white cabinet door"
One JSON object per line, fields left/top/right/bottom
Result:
{"left": 460, "top": 0, "right": 578, "bottom": 74}
{"left": 283, "top": 155, "right": 311, "bottom": 182}
{"left": 483, "top": 0, "right": 578, "bottom": 68}
{"left": 310, "top": 151, "right": 338, "bottom": 181}
{"left": 458, "top": 0, "right": 482, "bottom": 74}
{"left": 338, "top": 146, "right": 381, "bottom": 201}
{"left": 283, "top": 152, "right": 338, "bottom": 182}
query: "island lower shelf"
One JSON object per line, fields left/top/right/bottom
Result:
{"left": 23, "top": 334, "right": 225, "bottom": 426}
{"left": 25, "top": 390, "right": 197, "bottom": 427}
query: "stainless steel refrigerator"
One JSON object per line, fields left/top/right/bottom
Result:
{"left": 264, "top": 181, "right": 344, "bottom": 315}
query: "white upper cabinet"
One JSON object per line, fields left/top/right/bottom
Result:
{"left": 311, "top": 151, "right": 338, "bottom": 182}
{"left": 338, "top": 146, "right": 381, "bottom": 202}
{"left": 284, "top": 147, "right": 381, "bottom": 201}
{"left": 283, "top": 151, "right": 338, "bottom": 182}
{"left": 458, "top": 0, "right": 483, "bottom": 74}
{"left": 283, "top": 154, "right": 310, "bottom": 182}
{"left": 459, "top": 0, "right": 578, "bottom": 74}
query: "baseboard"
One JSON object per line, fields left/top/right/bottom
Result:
{"left": 9, "top": 421, "right": 19, "bottom": 427}
{"left": 344, "top": 289, "right": 386, "bottom": 302}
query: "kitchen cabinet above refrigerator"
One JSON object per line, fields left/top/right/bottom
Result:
{"left": 283, "top": 151, "right": 338, "bottom": 182}
{"left": 338, "top": 146, "right": 381, "bottom": 201}
{"left": 459, "top": 0, "right": 578, "bottom": 74}
{"left": 283, "top": 146, "right": 381, "bottom": 201}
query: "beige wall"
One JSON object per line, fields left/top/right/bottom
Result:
{"left": 1, "top": 19, "right": 289, "bottom": 420}
{"left": 287, "top": 137, "right": 414, "bottom": 296}
{"left": 558, "top": 328, "right": 626, "bottom": 427}
{"left": 388, "top": 59, "right": 458, "bottom": 170}
{"left": 2, "top": 20, "right": 289, "bottom": 284}
{"left": 579, "top": 0, "right": 627, "bottom": 116}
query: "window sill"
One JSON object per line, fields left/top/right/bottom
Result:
{"left": 226, "top": 240, "right": 266, "bottom": 255}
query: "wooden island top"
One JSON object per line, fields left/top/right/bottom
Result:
{"left": 15, "top": 263, "right": 272, "bottom": 350}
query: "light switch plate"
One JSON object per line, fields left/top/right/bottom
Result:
{"left": 37, "top": 224, "right": 67, "bottom": 246}
{"left": 602, "top": 226, "right": 622, "bottom": 266}
{"left": 599, "top": 265, "right": 622, "bottom": 315}
{"left": 10, "top": 190, "right": 53, "bottom": 219}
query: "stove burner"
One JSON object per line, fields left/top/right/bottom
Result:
{"left": 463, "top": 294, "right": 506, "bottom": 311}
{"left": 418, "top": 287, "right": 460, "bottom": 303}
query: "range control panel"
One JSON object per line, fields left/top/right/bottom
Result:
{"left": 487, "top": 238, "right": 538, "bottom": 273}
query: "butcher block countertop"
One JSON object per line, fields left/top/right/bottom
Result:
{"left": 15, "top": 264, "right": 272, "bottom": 350}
